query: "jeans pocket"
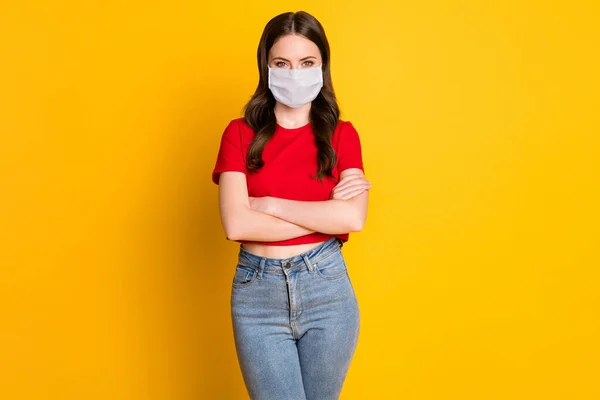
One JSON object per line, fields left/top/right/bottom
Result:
{"left": 232, "top": 265, "right": 258, "bottom": 288}
{"left": 315, "top": 250, "right": 348, "bottom": 280}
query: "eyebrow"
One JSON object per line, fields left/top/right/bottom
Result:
{"left": 271, "top": 56, "right": 317, "bottom": 62}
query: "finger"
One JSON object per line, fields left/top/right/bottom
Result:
{"left": 333, "top": 176, "right": 369, "bottom": 193}
{"left": 338, "top": 181, "right": 370, "bottom": 193}
{"left": 338, "top": 174, "right": 364, "bottom": 184}
{"left": 334, "top": 183, "right": 371, "bottom": 198}
{"left": 347, "top": 187, "right": 368, "bottom": 199}
{"left": 332, "top": 186, "right": 369, "bottom": 200}
{"left": 335, "top": 174, "right": 363, "bottom": 187}
{"left": 334, "top": 189, "right": 366, "bottom": 201}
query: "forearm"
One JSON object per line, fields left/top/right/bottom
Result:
{"left": 224, "top": 205, "right": 316, "bottom": 242}
{"left": 217, "top": 171, "right": 317, "bottom": 242}
{"left": 264, "top": 194, "right": 367, "bottom": 234}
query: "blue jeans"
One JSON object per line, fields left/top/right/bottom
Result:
{"left": 230, "top": 237, "right": 361, "bottom": 400}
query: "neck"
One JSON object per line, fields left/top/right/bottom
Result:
{"left": 274, "top": 101, "right": 311, "bottom": 128}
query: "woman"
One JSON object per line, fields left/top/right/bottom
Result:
{"left": 211, "top": 11, "right": 370, "bottom": 400}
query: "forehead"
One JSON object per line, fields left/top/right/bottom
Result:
{"left": 269, "top": 34, "right": 321, "bottom": 60}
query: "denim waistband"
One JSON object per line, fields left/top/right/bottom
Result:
{"left": 237, "top": 237, "right": 343, "bottom": 273}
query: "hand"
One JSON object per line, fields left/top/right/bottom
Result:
{"left": 248, "top": 196, "right": 272, "bottom": 214}
{"left": 330, "top": 174, "right": 371, "bottom": 200}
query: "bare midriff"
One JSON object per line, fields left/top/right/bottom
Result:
{"left": 240, "top": 240, "right": 327, "bottom": 259}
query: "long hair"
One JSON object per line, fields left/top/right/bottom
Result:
{"left": 242, "top": 11, "right": 340, "bottom": 182}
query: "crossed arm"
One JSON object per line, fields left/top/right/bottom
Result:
{"left": 217, "top": 168, "right": 369, "bottom": 242}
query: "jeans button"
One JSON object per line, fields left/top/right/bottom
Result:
{"left": 285, "top": 262, "right": 291, "bottom": 269}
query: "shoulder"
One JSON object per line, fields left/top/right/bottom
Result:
{"left": 235, "top": 118, "right": 256, "bottom": 137}
{"left": 224, "top": 117, "right": 247, "bottom": 131}
{"left": 222, "top": 117, "right": 255, "bottom": 140}
{"left": 334, "top": 119, "right": 358, "bottom": 134}
{"left": 332, "top": 119, "right": 360, "bottom": 144}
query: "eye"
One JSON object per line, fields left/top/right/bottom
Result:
{"left": 302, "top": 61, "right": 314, "bottom": 67}
{"left": 275, "top": 61, "right": 287, "bottom": 67}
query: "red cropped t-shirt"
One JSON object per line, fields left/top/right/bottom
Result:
{"left": 212, "top": 117, "right": 365, "bottom": 246}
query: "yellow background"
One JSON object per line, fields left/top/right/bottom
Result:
{"left": 1, "top": 1, "right": 599, "bottom": 399}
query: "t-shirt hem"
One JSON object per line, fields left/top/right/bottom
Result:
{"left": 235, "top": 233, "right": 350, "bottom": 246}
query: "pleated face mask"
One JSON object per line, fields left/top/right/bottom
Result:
{"left": 267, "top": 64, "right": 324, "bottom": 108}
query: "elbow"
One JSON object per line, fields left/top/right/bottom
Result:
{"left": 347, "top": 212, "right": 367, "bottom": 233}
{"left": 347, "top": 221, "right": 365, "bottom": 233}
{"left": 223, "top": 219, "right": 244, "bottom": 241}
{"left": 225, "top": 225, "right": 247, "bottom": 241}
{"left": 225, "top": 229, "right": 242, "bottom": 241}
{"left": 221, "top": 205, "right": 251, "bottom": 241}
{"left": 343, "top": 194, "right": 368, "bottom": 233}
{"left": 225, "top": 230, "right": 239, "bottom": 241}
{"left": 222, "top": 204, "right": 258, "bottom": 241}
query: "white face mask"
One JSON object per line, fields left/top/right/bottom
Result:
{"left": 267, "top": 64, "right": 323, "bottom": 108}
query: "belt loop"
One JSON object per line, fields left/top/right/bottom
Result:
{"left": 258, "top": 257, "right": 266, "bottom": 279}
{"left": 337, "top": 238, "right": 344, "bottom": 248}
{"left": 302, "top": 254, "right": 315, "bottom": 273}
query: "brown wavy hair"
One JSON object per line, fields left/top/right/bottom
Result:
{"left": 242, "top": 11, "right": 340, "bottom": 182}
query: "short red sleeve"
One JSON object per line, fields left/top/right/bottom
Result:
{"left": 211, "top": 120, "right": 247, "bottom": 185}
{"left": 336, "top": 121, "right": 365, "bottom": 173}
